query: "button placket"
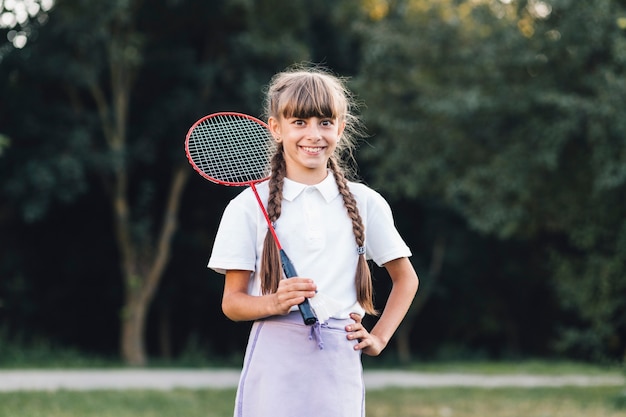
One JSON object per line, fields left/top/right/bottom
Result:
{"left": 303, "top": 187, "right": 324, "bottom": 249}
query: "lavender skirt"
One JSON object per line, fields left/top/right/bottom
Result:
{"left": 234, "top": 312, "right": 365, "bottom": 417}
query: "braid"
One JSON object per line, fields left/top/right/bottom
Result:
{"left": 260, "top": 148, "right": 287, "bottom": 295}
{"left": 328, "top": 157, "right": 378, "bottom": 315}
{"left": 266, "top": 152, "right": 285, "bottom": 223}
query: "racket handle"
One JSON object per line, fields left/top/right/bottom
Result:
{"left": 279, "top": 249, "right": 318, "bottom": 325}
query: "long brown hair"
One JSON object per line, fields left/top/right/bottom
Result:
{"left": 259, "top": 65, "right": 376, "bottom": 315}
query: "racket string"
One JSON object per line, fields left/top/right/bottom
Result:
{"left": 187, "top": 113, "right": 275, "bottom": 185}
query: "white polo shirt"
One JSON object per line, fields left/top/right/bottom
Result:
{"left": 208, "top": 172, "right": 411, "bottom": 318}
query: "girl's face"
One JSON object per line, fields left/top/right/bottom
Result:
{"left": 268, "top": 115, "right": 345, "bottom": 185}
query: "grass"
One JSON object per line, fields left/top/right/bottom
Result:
{"left": 367, "top": 387, "right": 626, "bottom": 417}
{"left": 1, "top": 386, "right": 626, "bottom": 417}
{"left": 0, "top": 389, "right": 236, "bottom": 417}
{"left": 397, "top": 359, "right": 624, "bottom": 376}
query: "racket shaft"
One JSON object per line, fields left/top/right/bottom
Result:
{"left": 279, "top": 249, "right": 317, "bottom": 325}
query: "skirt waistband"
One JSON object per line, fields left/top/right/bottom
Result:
{"left": 261, "top": 311, "right": 354, "bottom": 329}
{"left": 260, "top": 311, "right": 355, "bottom": 350}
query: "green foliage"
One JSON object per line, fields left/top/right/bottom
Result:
{"left": 0, "top": 0, "right": 363, "bottom": 221}
{"left": 354, "top": 0, "right": 626, "bottom": 360}
{"left": 0, "top": 133, "right": 9, "bottom": 156}
{"left": 0, "top": 327, "right": 119, "bottom": 368}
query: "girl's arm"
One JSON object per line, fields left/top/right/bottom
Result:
{"left": 222, "top": 269, "right": 317, "bottom": 322}
{"left": 346, "top": 257, "right": 419, "bottom": 356}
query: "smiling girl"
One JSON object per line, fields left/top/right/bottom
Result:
{"left": 208, "top": 65, "right": 419, "bottom": 417}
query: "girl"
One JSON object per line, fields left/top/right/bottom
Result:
{"left": 208, "top": 65, "right": 419, "bottom": 417}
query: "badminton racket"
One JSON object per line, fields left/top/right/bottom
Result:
{"left": 185, "top": 112, "right": 317, "bottom": 325}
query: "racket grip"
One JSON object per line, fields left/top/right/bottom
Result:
{"left": 279, "top": 249, "right": 318, "bottom": 325}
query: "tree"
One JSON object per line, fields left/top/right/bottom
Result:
{"left": 2, "top": 0, "right": 197, "bottom": 365}
{"left": 1, "top": 0, "right": 369, "bottom": 364}
{"left": 354, "top": 0, "right": 626, "bottom": 360}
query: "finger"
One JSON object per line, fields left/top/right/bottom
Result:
{"left": 347, "top": 328, "right": 367, "bottom": 340}
{"left": 278, "top": 278, "right": 317, "bottom": 292}
{"left": 345, "top": 321, "right": 364, "bottom": 333}
{"left": 353, "top": 338, "right": 372, "bottom": 351}
{"left": 277, "top": 291, "right": 309, "bottom": 305}
{"left": 282, "top": 277, "right": 315, "bottom": 285}
{"left": 350, "top": 312, "right": 362, "bottom": 323}
{"left": 282, "top": 289, "right": 317, "bottom": 301}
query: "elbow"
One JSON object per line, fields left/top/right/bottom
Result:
{"left": 222, "top": 308, "right": 237, "bottom": 322}
{"left": 222, "top": 308, "right": 244, "bottom": 322}
{"left": 221, "top": 296, "right": 242, "bottom": 322}
{"left": 406, "top": 271, "right": 419, "bottom": 299}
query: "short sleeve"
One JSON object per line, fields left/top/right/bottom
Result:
{"left": 362, "top": 189, "right": 412, "bottom": 267}
{"left": 207, "top": 192, "right": 259, "bottom": 275}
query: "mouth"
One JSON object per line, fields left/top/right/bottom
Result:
{"left": 300, "top": 146, "right": 326, "bottom": 154}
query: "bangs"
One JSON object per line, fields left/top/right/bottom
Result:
{"left": 277, "top": 75, "right": 344, "bottom": 120}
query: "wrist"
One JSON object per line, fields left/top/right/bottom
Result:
{"left": 267, "top": 292, "right": 283, "bottom": 317}
{"left": 370, "top": 329, "right": 390, "bottom": 348}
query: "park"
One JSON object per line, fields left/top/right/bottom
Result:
{"left": 1, "top": 0, "right": 625, "bottom": 415}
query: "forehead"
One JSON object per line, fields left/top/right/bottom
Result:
{"left": 277, "top": 74, "right": 345, "bottom": 119}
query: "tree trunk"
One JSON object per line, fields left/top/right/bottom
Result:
{"left": 117, "top": 166, "right": 190, "bottom": 366}
{"left": 121, "top": 291, "right": 149, "bottom": 366}
{"left": 395, "top": 234, "right": 446, "bottom": 363}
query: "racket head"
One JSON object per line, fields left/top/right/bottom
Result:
{"left": 185, "top": 112, "right": 276, "bottom": 186}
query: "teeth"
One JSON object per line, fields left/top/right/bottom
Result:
{"left": 302, "top": 147, "right": 323, "bottom": 153}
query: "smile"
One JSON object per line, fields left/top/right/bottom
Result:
{"left": 301, "top": 146, "right": 325, "bottom": 154}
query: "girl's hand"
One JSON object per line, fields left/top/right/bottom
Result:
{"left": 345, "top": 313, "right": 387, "bottom": 356}
{"left": 272, "top": 278, "right": 317, "bottom": 316}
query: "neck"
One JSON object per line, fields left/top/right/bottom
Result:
{"left": 285, "top": 166, "right": 329, "bottom": 185}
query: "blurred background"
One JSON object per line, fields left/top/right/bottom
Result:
{"left": 0, "top": 0, "right": 624, "bottom": 368}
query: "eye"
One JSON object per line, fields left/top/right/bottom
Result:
{"left": 321, "top": 119, "right": 334, "bottom": 127}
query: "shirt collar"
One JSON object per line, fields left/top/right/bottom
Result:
{"left": 282, "top": 171, "right": 340, "bottom": 203}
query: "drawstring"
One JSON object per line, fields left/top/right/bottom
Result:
{"left": 308, "top": 321, "right": 325, "bottom": 350}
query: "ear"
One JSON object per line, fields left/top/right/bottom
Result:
{"left": 337, "top": 120, "right": 346, "bottom": 139}
{"left": 268, "top": 117, "right": 281, "bottom": 141}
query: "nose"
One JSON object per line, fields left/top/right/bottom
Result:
{"left": 305, "top": 121, "right": 323, "bottom": 141}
